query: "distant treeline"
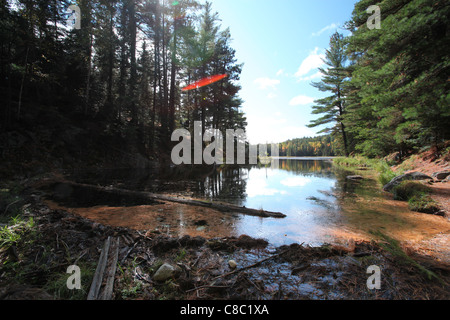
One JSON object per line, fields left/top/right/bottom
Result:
{"left": 278, "top": 135, "right": 337, "bottom": 157}
{"left": 251, "top": 135, "right": 337, "bottom": 157}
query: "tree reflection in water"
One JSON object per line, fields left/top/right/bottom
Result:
{"left": 192, "top": 159, "right": 334, "bottom": 205}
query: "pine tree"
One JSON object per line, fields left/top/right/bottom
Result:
{"left": 308, "top": 32, "right": 350, "bottom": 156}
{"left": 345, "top": 0, "right": 450, "bottom": 157}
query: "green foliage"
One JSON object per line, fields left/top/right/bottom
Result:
{"left": 333, "top": 156, "right": 397, "bottom": 185}
{"left": 44, "top": 262, "right": 96, "bottom": 300}
{"left": 392, "top": 181, "right": 432, "bottom": 201}
{"left": 278, "top": 135, "right": 338, "bottom": 157}
{"left": 120, "top": 280, "right": 143, "bottom": 299}
{"left": 391, "top": 181, "right": 440, "bottom": 214}
{"left": 0, "top": 216, "right": 35, "bottom": 249}
{"left": 175, "top": 248, "right": 187, "bottom": 262}
{"left": 343, "top": 0, "right": 450, "bottom": 157}
{"left": 307, "top": 32, "right": 351, "bottom": 156}
{"left": 0, "top": 0, "right": 245, "bottom": 159}
{"left": 408, "top": 194, "right": 440, "bottom": 215}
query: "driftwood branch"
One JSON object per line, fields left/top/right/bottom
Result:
{"left": 45, "top": 180, "right": 286, "bottom": 219}
{"left": 87, "top": 237, "right": 120, "bottom": 300}
{"left": 99, "top": 237, "right": 120, "bottom": 300}
{"left": 87, "top": 237, "right": 110, "bottom": 300}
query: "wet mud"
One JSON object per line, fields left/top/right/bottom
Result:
{"left": 1, "top": 195, "right": 448, "bottom": 300}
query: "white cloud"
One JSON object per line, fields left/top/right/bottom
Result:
{"left": 246, "top": 119, "right": 317, "bottom": 144}
{"left": 276, "top": 69, "right": 285, "bottom": 77}
{"left": 294, "top": 48, "right": 325, "bottom": 79}
{"left": 280, "top": 177, "right": 312, "bottom": 187}
{"left": 312, "top": 23, "right": 339, "bottom": 37}
{"left": 246, "top": 177, "right": 287, "bottom": 197}
{"left": 280, "top": 126, "right": 316, "bottom": 140}
{"left": 297, "top": 71, "right": 323, "bottom": 82}
{"left": 254, "top": 77, "right": 280, "bottom": 90}
{"left": 289, "top": 95, "right": 316, "bottom": 106}
{"left": 267, "top": 92, "right": 278, "bottom": 99}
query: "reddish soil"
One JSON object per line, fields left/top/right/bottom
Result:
{"left": 393, "top": 148, "right": 450, "bottom": 215}
{"left": 390, "top": 148, "right": 450, "bottom": 265}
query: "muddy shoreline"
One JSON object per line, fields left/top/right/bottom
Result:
{"left": 1, "top": 181, "right": 449, "bottom": 300}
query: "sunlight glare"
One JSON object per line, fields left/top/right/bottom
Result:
{"left": 182, "top": 74, "right": 228, "bottom": 91}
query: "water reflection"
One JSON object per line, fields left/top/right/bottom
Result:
{"left": 175, "top": 159, "right": 343, "bottom": 246}
{"left": 66, "top": 158, "right": 449, "bottom": 246}
{"left": 191, "top": 159, "right": 334, "bottom": 205}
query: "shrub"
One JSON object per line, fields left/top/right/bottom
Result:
{"left": 378, "top": 167, "right": 397, "bottom": 186}
{"left": 408, "top": 194, "right": 441, "bottom": 215}
{"left": 392, "top": 181, "right": 432, "bottom": 201}
{"left": 333, "top": 156, "right": 397, "bottom": 185}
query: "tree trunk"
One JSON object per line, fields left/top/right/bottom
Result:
{"left": 106, "top": 10, "right": 114, "bottom": 112}
{"left": 85, "top": 33, "right": 93, "bottom": 115}
{"left": 337, "top": 90, "right": 349, "bottom": 157}
{"left": 17, "top": 46, "right": 29, "bottom": 120}
{"left": 161, "top": 7, "right": 169, "bottom": 144}
{"left": 168, "top": 18, "right": 178, "bottom": 136}
{"left": 129, "top": 0, "right": 138, "bottom": 124}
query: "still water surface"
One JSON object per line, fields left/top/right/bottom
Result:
{"left": 66, "top": 158, "right": 449, "bottom": 246}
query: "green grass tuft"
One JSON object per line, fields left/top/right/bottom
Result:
{"left": 333, "top": 156, "right": 397, "bottom": 185}
{"left": 392, "top": 181, "right": 432, "bottom": 201}
{"left": 371, "top": 231, "right": 444, "bottom": 283}
{"left": 408, "top": 194, "right": 440, "bottom": 215}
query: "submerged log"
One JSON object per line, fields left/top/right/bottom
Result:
{"left": 44, "top": 180, "right": 287, "bottom": 219}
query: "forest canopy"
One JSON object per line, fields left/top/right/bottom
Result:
{"left": 0, "top": 0, "right": 246, "bottom": 162}
{"left": 307, "top": 0, "right": 449, "bottom": 159}
{"left": 0, "top": 0, "right": 448, "bottom": 165}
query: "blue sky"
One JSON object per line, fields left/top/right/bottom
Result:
{"left": 209, "top": 0, "right": 358, "bottom": 144}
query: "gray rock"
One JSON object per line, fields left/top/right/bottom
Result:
{"left": 228, "top": 260, "right": 237, "bottom": 269}
{"left": 383, "top": 172, "right": 433, "bottom": 192}
{"left": 153, "top": 263, "right": 179, "bottom": 282}
{"left": 432, "top": 171, "right": 450, "bottom": 181}
{"left": 346, "top": 175, "right": 364, "bottom": 181}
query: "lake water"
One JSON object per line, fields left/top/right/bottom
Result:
{"left": 190, "top": 159, "right": 340, "bottom": 246}
{"left": 64, "top": 158, "right": 449, "bottom": 247}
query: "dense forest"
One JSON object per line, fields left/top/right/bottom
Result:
{"left": 0, "top": 0, "right": 448, "bottom": 173}
{"left": 278, "top": 136, "right": 337, "bottom": 157}
{"left": 308, "top": 0, "right": 449, "bottom": 158}
{"left": 0, "top": 0, "right": 246, "bottom": 173}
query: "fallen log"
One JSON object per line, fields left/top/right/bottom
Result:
{"left": 87, "top": 236, "right": 120, "bottom": 300}
{"left": 99, "top": 237, "right": 120, "bottom": 300}
{"left": 43, "top": 180, "right": 287, "bottom": 218}
{"left": 87, "top": 237, "right": 111, "bottom": 300}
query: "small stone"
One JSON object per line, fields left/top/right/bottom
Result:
{"left": 228, "top": 260, "right": 237, "bottom": 269}
{"left": 153, "top": 263, "right": 176, "bottom": 282}
{"left": 346, "top": 175, "right": 364, "bottom": 181}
